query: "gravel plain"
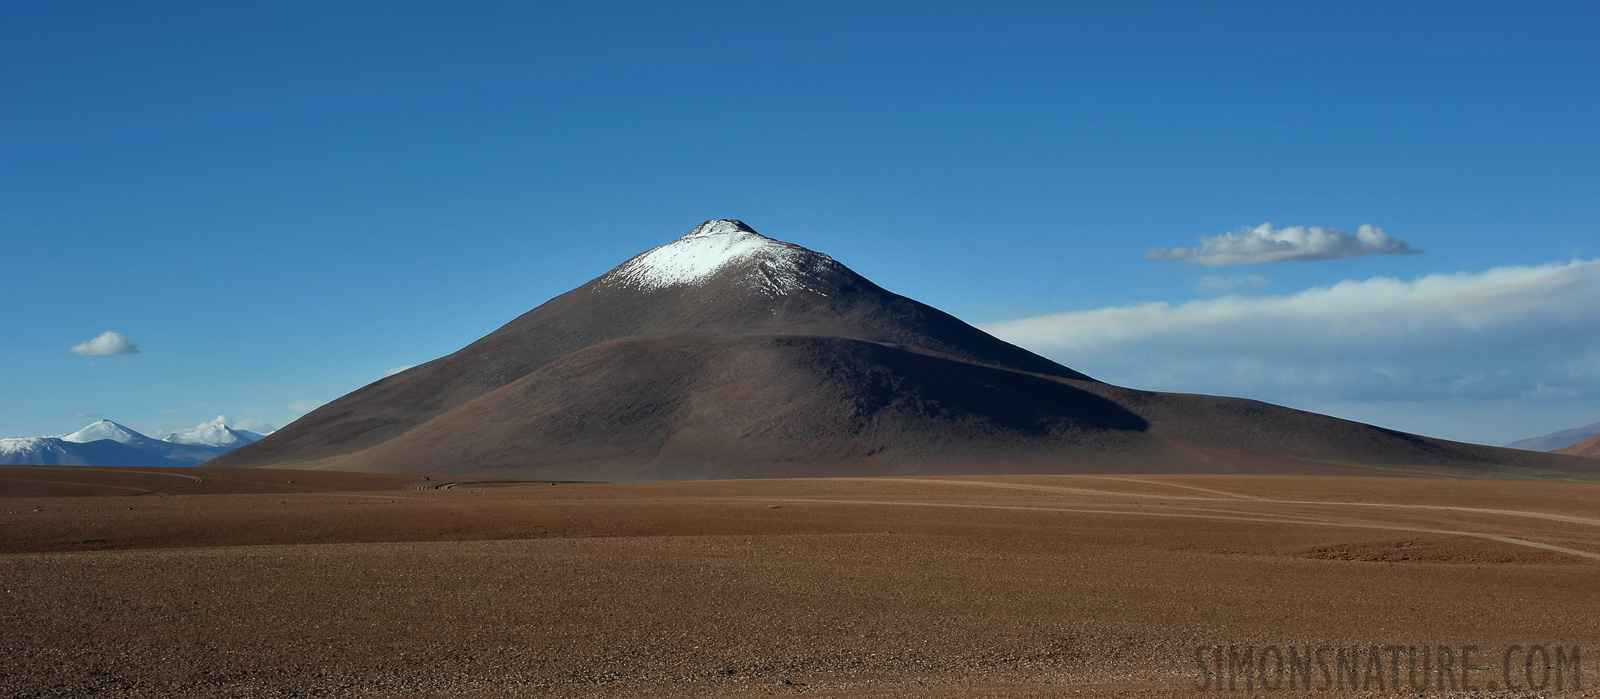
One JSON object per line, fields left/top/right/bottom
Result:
{"left": 2, "top": 467, "right": 1597, "bottom": 697}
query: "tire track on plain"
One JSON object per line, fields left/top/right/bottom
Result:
{"left": 2, "top": 468, "right": 206, "bottom": 497}
{"left": 877, "top": 477, "right": 1600, "bottom": 530}
{"left": 1075, "top": 476, "right": 1264, "bottom": 500}
{"left": 715, "top": 496, "right": 1600, "bottom": 563}
{"left": 0, "top": 478, "right": 152, "bottom": 494}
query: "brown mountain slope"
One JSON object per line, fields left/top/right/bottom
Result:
{"left": 212, "top": 220, "right": 1085, "bottom": 470}
{"left": 1557, "top": 432, "right": 1600, "bottom": 456}
{"left": 213, "top": 220, "right": 1600, "bottom": 480}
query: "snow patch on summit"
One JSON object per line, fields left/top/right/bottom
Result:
{"left": 601, "top": 220, "right": 837, "bottom": 297}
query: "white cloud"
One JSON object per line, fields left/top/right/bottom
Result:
{"left": 1146, "top": 223, "right": 1422, "bottom": 266}
{"left": 384, "top": 365, "right": 415, "bottom": 377}
{"left": 69, "top": 331, "right": 140, "bottom": 356}
{"left": 983, "top": 259, "right": 1600, "bottom": 443}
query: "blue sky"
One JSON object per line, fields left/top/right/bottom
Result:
{"left": 3, "top": 1, "right": 1597, "bottom": 446}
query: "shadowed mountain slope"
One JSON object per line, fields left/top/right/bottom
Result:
{"left": 213, "top": 220, "right": 1599, "bottom": 480}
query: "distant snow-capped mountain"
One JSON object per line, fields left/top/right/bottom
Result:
{"left": 0, "top": 418, "right": 263, "bottom": 467}
{"left": 0, "top": 434, "right": 173, "bottom": 467}
{"left": 162, "top": 416, "right": 264, "bottom": 448}
{"left": 62, "top": 419, "right": 174, "bottom": 452}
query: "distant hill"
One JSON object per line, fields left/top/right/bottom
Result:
{"left": 213, "top": 220, "right": 1600, "bottom": 481}
{"left": 1505, "top": 421, "right": 1600, "bottom": 452}
{"left": 1, "top": 419, "right": 261, "bottom": 467}
{"left": 1557, "top": 432, "right": 1600, "bottom": 457}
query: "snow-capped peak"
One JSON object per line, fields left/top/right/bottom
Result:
{"left": 681, "top": 219, "right": 757, "bottom": 239}
{"left": 61, "top": 419, "right": 150, "bottom": 446}
{"left": 162, "top": 416, "right": 264, "bottom": 448}
{"left": 600, "top": 219, "right": 839, "bottom": 296}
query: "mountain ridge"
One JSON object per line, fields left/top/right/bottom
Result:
{"left": 1, "top": 419, "right": 260, "bottom": 467}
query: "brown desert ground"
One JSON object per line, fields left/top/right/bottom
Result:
{"left": 3, "top": 465, "right": 1598, "bottom": 697}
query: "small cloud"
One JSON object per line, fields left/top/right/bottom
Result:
{"left": 1196, "top": 274, "right": 1269, "bottom": 293}
{"left": 71, "top": 412, "right": 99, "bottom": 419}
{"left": 1147, "top": 223, "right": 1422, "bottom": 266}
{"left": 288, "top": 400, "right": 324, "bottom": 414}
{"left": 384, "top": 365, "right": 415, "bottom": 377}
{"left": 70, "top": 331, "right": 140, "bottom": 356}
